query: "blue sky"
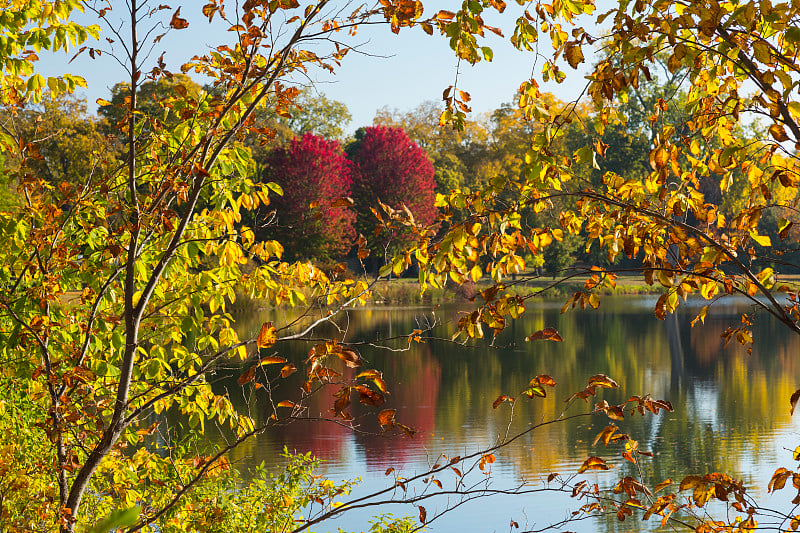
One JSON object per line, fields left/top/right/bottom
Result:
{"left": 37, "top": 3, "right": 595, "bottom": 133}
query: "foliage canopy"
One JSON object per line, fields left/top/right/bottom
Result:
{"left": 3, "top": 0, "right": 800, "bottom": 532}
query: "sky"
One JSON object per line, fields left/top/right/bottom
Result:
{"left": 36, "top": 2, "right": 597, "bottom": 134}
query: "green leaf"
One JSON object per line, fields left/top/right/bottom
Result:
{"left": 786, "top": 27, "right": 800, "bottom": 44}
{"left": 266, "top": 182, "right": 284, "bottom": 195}
{"left": 89, "top": 506, "right": 141, "bottom": 533}
{"left": 96, "top": 361, "right": 120, "bottom": 377}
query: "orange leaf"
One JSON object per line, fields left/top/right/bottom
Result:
{"left": 578, "top": 456, "right": 611, "bottom": 474}
{"left": 330, "top": 197, "right": 354, "bottom": 208}
{"left": 257, "top": 355, "right": 286, "bottom": 366}
{"left": 493, "top": 394, "right": 513, "bottom": 408}
{"left": 280, "top": 363, "right": 297, "bottom": 378}
{"left": 256, "top": 322, "right": 277, "bottom": 348}
{"left": 536, "top": 374, "right": 557, "bottom": 386}
{"left": 378, "top": 409, "right": 396, "bottom": 427}
{"left": 653, "top": 479, "right": 673, "bottom": 493}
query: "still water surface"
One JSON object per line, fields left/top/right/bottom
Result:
{"left": 222, "top": 296, "right": 800, "bottom": 532}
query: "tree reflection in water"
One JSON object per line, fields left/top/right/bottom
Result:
{"left": 215, "top": 297, "right": 800, "bottom": 532}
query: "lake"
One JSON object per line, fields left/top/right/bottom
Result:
{"left": 219, "top": 295, "right": 800, "bottom": 532}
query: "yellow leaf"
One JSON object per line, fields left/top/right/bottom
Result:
{"left": 750, "top": 233, "right": 771, "bottom": 247}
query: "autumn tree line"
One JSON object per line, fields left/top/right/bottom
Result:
{"left": 4, "top": 67, "right": 799, "bottom": 277}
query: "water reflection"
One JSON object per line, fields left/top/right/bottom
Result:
{"left": 218, "top": 296, "right": 800, "bottom": 532}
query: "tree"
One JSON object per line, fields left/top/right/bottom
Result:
{"left": 257, "top": 132, "right": 356, "bottom": 263}
{"left": 1, "top": 93, "right": 117, "bottom": 187}
{"left": 0, "top": 1, "right": 432, "bottom": 531}
{"left": 374, "top": 101, "right": 489, "bottom": 192}
{"left": 348, "top": 125, "right": 437, "bottom": 258}
{"left": 272, "top": 87, "right": 352, "bottom": 142}
{"left": 97, "top": 73, "right": 204, "bottom": 132}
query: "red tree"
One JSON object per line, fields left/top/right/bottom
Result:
{"left": 349, "top": 126, "right": 437, "bottom": 255}
{"left": 258, "top": 133, "right": 355, "bottom": 262}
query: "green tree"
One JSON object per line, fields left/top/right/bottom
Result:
{"left": 2, "top": 93, "right": 117, "bottom": 188}
{"left": 97, "top": 73, "right": 203, "bottom": 131}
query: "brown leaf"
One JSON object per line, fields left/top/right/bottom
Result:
{"left": 333, "top": 387, "right": 351, "bottom": 417}
{"left": 679, "top": 475, "right": 703, "bottom": 491}
{"left": 418, "top": 506, "right": 427, "bottom": 524}
{"left": 592, "top": 424, "right": 617, "bottom": 446}
{"left": 578, "top": 456, "right": 611, "bottom": 474}
{"left": 526, "top": 327, "right": 563, "bottom": 342}
{"left": 330, "top": 197, "right": 354, "bottom": 208}
{"left": 170, "top": 8, "right": 189, "bottom": 29}
{"left": 280, "top": 363, "right": 297, "bottom": 378}
{"left": 791, "top": 388, "right": 800, "bottom": 415}
{"left": 588, "top": 374, "right": 619, "bottom": 389}
{"left": 606, "top": 405, "right": 625, "bottom": 421}
{"left": 396, "top": 422, "right": 416, "bottom": 438}
{"left": 770, "top": 123, "right": 789, "bottom": 142}
{"left": 355, "top": 385, "right": 385, "bottom": 406}
{"left": 334, "top": 347, "right": 363, "bottom": 368}
{"left": 237, "top": 366, "right": 256, "bottom": 385}
{"left": 564, "top": 42, "right": 584, "bottom": 69}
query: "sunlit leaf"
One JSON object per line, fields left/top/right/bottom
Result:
{"left": 653, "top": 479, "right": 673, "bottom": 493}
{"left": 334, "top": 347, "right": 363, "bottom": 368}
{"left": 592, "top": 424, "right": 617, "bottom": 446}
{"left": 578, "top": 456, "right": 611, "bottom": 473}
{"left": 526, "top": 327, "right": 563, "bottom": 342}
{"left": 588, "top": 374, "right": 618, "bottom": 389}
{"left": 256, "top": 322, "right": 277, "bottom": 349}
{"left": 493, "top": 394, "right": 513, "bottom": 408}
{"left": 378, "top": 409, "right": 396, "bottom": 427}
